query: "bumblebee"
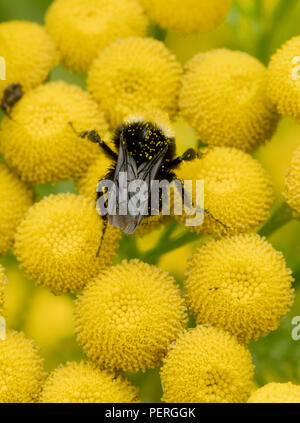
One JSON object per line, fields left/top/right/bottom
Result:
{"left": 69, "top": 116, "right": 223, "bottom": 255}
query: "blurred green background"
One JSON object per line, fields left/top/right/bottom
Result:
{"left": 1, "top": 0, "right": 300, "bottom": 402}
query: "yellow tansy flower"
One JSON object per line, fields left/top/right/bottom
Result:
{"left": 0, "top": 330, "right": 45, "bottom": 403}
{"left": 285, "top": 144, "right": 300, "bottom": 214}
{"left": 0, "top": 162, "right": 33, "bottom": 256}
{"left": 0, "top": 20, "right": 58, "bottom": 98}
{"left": 175, "top": 147, "right": 273, "bottom": 237}
{"left": 160, "top": 325, "right": 254, "bottom": 403}
{"left": 45, "top": 0, "right": 148, "bottom": 73}
{"left": 268, "top": 36, "right": 300, "bottom": 121}
{"left": 140, "top": 0, "right": 232, "bottom": 34}
{"left": 87, "top": 37, "right": 182, "bottom": 127}
{"left": 0, "top": 82, "right": 108, "bottom": 184}
{"left": 40, "top": 361, "right": 139, "bottom": 403}
{"left": 185, "top": 234, "right": 294, "bottom": 342}
{"left": 248, "top": 382, "right": 300, "bottom": 403}
{"left": 75, "top": 259, "right": 187, "bottom": 372}
{"left": 15, "top": 194, "right": 120, "bottom": 295}
{"left": 179, "top": 49, "right": 278, "bottom": 151}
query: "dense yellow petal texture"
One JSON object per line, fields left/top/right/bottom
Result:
{"left": 185, "top": 234, "right": 294, "bottom": 342}
{"left": 75, "top": 259, "right": 187, "bottom": 372}
{"left": 175, "top": 147, "right": 273, "bottom": 237}
{"left": 45, "top": 0, "right": 148, "bottom": 73}
{"left": 285, "top": 144, "right": 300, "bottom": 214}
{"left": 179, "top": 49, "right": 278, "bottom": 151}
{"left": 87, "top": 37, "right": 182, "bottom": 127}
{"left": 248, "top": 382, "right": 300, "bottom": 403}
{"left": 160, "top": 325, "right": 254, "bottom": 403}
{"left": 0, "top": 265, "right": 5, "bottom": 314}
{"left": 0, "top": 330, "right": 45, "bottom": 403}
{"left": 140, "top": 0, "right": 232, "bottom": 34}
{"left": 0, "top": 82, "right": 108, "bottom": 184}
{"left": 40, "top": 361, "right": 139, "bottom": 403}
{"left": 0, "top": 20, "right": 58, "bottom": 98}
{"left": 268, "top": 36, "right": 300, "bottom": 120}
{"left": 14, "top": 194, "right": 120, "bottom": 295}
{"left": 0, "top": 163, "right": 33, "bottom": 256}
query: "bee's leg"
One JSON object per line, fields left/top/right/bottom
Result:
{"left": 68, "top": 121, "right": 117, "bottom": 160}
{"left": 96, "top": 216, "right": 108, "bottom": 257}
{"left": 1, "top": 101, "right": 13, "bottom": 120}
{"left": 166, "top": 148, "right": 196, "bottom": 170}
{"left": 179, "top": 183, "right": 228, "bottom": 230}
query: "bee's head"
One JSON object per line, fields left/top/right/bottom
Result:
{"left": 123, "top": 111, "right": 175, "bottom": 140}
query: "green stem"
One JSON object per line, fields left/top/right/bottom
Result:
{"left": 150, "top": 24, "right": 167, "bottom": 42}
{"left": 141, "top": 230, "right": 200, "bottom": 264}
{"left": 252, "top": 0, "right": 263, "bottom": 21}
{"left": 256, "top": 0, "right": 298, "bottom": 63}
{"left": 154, "top": 220, "right": 178, "bottom": 246}
{"left": 258, "top": 202, "right": 294, "bottom": 238}
{"left": 118, "top": 235, "right": 140, "bottom": 260}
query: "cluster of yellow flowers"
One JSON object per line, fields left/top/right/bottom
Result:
{"left": 0, "top": 0, "right": 300, "bottom": 403}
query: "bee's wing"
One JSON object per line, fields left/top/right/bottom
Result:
{"left": 109, "top": 140, "right": 168, "bottom": 234}
{"left": 122, "top": 146, "right": 168, "bottom": 234}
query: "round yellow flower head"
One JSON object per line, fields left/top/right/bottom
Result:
{"left": 87, "top": 37, "right": 182, "bottom": 127}
{"left": 185, "top": 234, "right": 294, "bottom": 342}
{"left": 140, "top": 0, "right": 232, "bottom": 34}
{"left": 285, "top": 144, "right": 300, "bottom": 214}
{"left": 0, "top": 81, "right": 108, "bottom": 184}
{"left": 0, "top": 162, "right": 33, "bottom": 256}
{"left": 179, "top": 49, "right": 278, "bottom": 151}
{"left": 75, "top": 259, "right": 187, "bottom": 372}
{"left": 175, "top": 147, "right": 273, "bottom": 237}
{"left": 0, "top": 20, "right": 58, "bottom": 98}
{"left": 40, "top": 361, "right": 139, "bottom": 403}
{"left": 268, "top": 36, "right": 300, "bottom": 121}
{"left": 0, "top": 330, "right": 45, "bottom": 403}
{"left": 160, "top": 325, "right": 254, "bottom": 403}
{"left": 0, "top": 265, "right": 5, "bottom": 314}
{"left": 248, "top": 382, "right": 300, "bottom": 403}
{"left": 45, "top": 0, "right": 148, "bottom": 73}
{"left": 15, "top": 194, "right": 121, "bottom": 295}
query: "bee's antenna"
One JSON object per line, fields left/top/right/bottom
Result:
{"left": 68, "top": 121, "right": 118, "bottom": 160}
{"left": 96, "top": 218, "right": 108, "bottom": 257}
